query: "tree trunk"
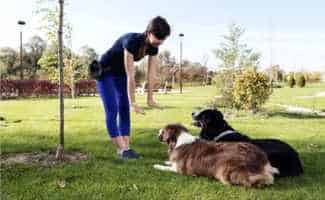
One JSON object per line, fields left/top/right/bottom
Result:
{"left": 71, "top": 69, "right": 75, "bottom": 99}
{"left": 0, "top": 75, "right": 2, "bottom": 100}
{"left": 56, "top": 0, "right": 65, "bottom": 160}
{"left": 20, "top": 31, "right": 24, "bottom": 80}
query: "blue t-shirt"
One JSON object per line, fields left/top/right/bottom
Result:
{"left": 99, "top": 32, "right": 159, "bottom": 76}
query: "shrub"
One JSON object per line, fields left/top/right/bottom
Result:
{"left": 232, "top": 68, "right": 272, "bottom": 112}
{"left": 0, "top": 79, "right": 96, "bottom": 98}
{"left": 212, "top": 68, "right": 272, "bottom": 112}
{"left": 287, "top": 75, "right": 296, "bottom": 88}
{"left": 296, "top": 75, "right": 306, "bottom": 88}
{"left": 75, "top": 80, "right": 97, "bottom": 96}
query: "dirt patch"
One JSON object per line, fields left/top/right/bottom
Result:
{"left": 277, "top": 104, "right": 325, "bottom": 117}
{"left": 0, "top": 151, "right": 88, "bottom": 167}
{"left": 298, "top": 91, "right": 325, "bottom": 99}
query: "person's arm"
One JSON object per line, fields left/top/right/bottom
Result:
{"left": 147, "top": 55, "right": 161, "bottom": 108}
{"left": 124, "top": 49, "right": 145, "bottom": 114}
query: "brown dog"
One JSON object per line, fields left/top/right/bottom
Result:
{"left": 154, "top": 124, "right": 279, "bottom": 187}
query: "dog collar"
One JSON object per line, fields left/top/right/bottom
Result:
{"left": 213, "top": 130, "right": 236, "bottom": 141}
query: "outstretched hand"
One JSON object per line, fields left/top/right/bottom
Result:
{"left": 147, "top": 100, "right": 162, "bottom": 109}
{"left": 131, "top": 104, "right": 145, "bottom": 115}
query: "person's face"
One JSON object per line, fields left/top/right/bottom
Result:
{"left": 148, "top": 33, "right": 166, "bottom": 47}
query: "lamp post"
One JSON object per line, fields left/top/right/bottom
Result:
{"left": 17, "top": 20, "right": 26, "bottom": 80}
{"left": 179, "top": 33, "right": 184, "bottom": 94}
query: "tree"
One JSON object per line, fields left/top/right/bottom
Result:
{"left": 213, "top": 23, "right": 260, "bottom": 69}
{"left": 158, "top": 50, "right": 177, "bottom": 86}
{"left": 57, "top": 0, "right": 65, "bottom": 160}
{"left": 264, "top": 65, "right": 285, "bottom": 82}
{"left": 34, "top": 0, "right": 72, "bottom": 44}
{"left": 0, "top": 47, "right": 18, "bottom": 79}
{"left": 79, "top": 45, "right": 98, "bottom": 79}
{"left": 35, "top": 0, "right": 75, "bottom": 97}
{"left": 38, "top": 44, "right": 58, "bottom": 80}
{"left": 35, "top": 0, "right": 66, "bottom": 160}
{"left": 24, "top": 35, "right": 46, "bottom": 78}
{"left": 212, "top": 23, "right": 264, "bottom": 110}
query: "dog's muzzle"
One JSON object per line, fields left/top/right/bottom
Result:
{"left": 192, "top": 120, "right": 202, "bottom": 127}
{"left": 158, "top": 129, "right": 164, "bottom": 141}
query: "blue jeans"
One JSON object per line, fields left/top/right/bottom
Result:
{"left": 96, "top": 75, "right": 130, "bottom": 138}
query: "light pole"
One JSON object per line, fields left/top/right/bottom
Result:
{"left": 179, "top": 33, "right": 184, "bottom": 94}
{"left": 17, "top": 20, "right": 26, "bottom": 80}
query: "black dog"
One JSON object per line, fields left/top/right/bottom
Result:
{"left": 192, "top": 109, "right": 303, "bottom": 177}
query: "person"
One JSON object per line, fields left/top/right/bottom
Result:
{"left": 96, "top": 16, "right": 171, "bottom": 160}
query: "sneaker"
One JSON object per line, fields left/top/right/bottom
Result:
{"left": 119, "top": 149, "right": 140, "bottom": 160}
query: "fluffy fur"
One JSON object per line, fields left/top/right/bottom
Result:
{"left": 154, "top": 124, "right": 278, "bottom": 188}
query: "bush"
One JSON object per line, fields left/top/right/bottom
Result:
{"left": 287, "top": 75, "right": 296, "bottom": 88}
{"left": 303, "top": 72, "right": 321, "bottom": 83}
{"left": 32, "top": 80, "right": 58, "bottom": 97}
{"left": 0, "top": 79, "right": 96, "bottom": 98}
{"left": 232, "top": 68, "right": 272, "bottom": 112}
{"left": 296, "top": 75, "right": 306, "bottom": 88}
{"left": 0, "top": 80, "right": 18, "bottom": 98}
{"left": 212, "top": 68, "right": 272, "bottom": 112}
{"left": 75, "top": 80, "right": 97, "bottom": 96}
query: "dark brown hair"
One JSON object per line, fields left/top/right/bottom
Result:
{"left": 145, "top": 16, "right": 171, "bottom": 40}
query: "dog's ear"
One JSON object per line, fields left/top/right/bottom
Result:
{"left": 160, "top": 125, "right": 178, "bottom": 142}
{"left": 167, "top": 133, "right": 177, "bottom": 144}
{"left": 166, "top": 132, "right": 178, "bottom": 151}
{"left": 160, "top": 129, "right": 171, "bottom": 142}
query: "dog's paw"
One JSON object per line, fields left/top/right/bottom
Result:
{"left": 164, "top": 161, "right": 172, "bottom": 166}
{"left": 153, "top": 164, "right": 162, "bottom": 170}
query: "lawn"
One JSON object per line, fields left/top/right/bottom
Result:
{"left": 1, "top": 84, "right": 325, "bottom": 200}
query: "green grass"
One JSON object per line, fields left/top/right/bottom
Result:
{"left": 268, "top": 82, "right": 325, "bottom": 110}
{"left": 1, "top": 84, "right": 325, "bottom": 200}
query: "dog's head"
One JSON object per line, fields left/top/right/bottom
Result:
{"left": 192, "top": 108, "right": 224, "bottom": 128}
{"left": 192, "top": 108, "right": 232, "bottom": 140}
{"left": 158, "top": 123, "right": 189, "bottom": 151}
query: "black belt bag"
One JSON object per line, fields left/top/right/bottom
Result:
{"left": 88, "top": 60, "right": 111, "bottom": 80}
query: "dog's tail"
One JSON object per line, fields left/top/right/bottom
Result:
{"left": 248, "top": 163, "right": 279, "bottom": 187}
{"left": 219, "top": 163, "right": 278, "bottom": 188}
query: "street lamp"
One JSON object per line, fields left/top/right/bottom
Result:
{"left": 179, "top": 33, "right": 184, "bottom": 94}
{"left": 17, "top": 20, "right": 26, "bottom": 80}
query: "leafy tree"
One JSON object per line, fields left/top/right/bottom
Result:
{"left": 0, "top": 47, "right": 18, "bottom": 78}
{"left": 24, "top": 35, "right": 46, "bottom": 78}
{"left": 213, "top": 23, "right": 260, "bottom": 69}
{"left": 212, "top": 23, "right": 269, "bottom": 111}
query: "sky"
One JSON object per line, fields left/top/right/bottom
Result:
{"left": 1, "top": 0, "right": 325, "bottom": 72}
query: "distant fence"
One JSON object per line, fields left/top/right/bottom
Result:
{"left": 0, "top": 79, "right": 97, "bottom": 99}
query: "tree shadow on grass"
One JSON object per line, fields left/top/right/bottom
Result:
{"left": 270, "top": 151, "right": 325, "bottom": 191}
